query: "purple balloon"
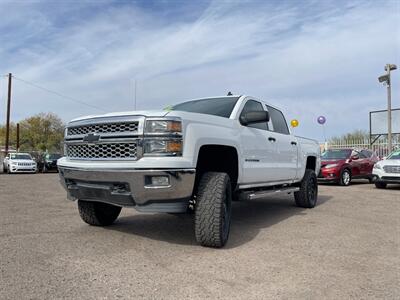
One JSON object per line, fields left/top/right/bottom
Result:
{"left": 317, "top": 116, "right": 326, "bottom": 125}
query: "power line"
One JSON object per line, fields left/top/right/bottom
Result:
{"left": 12, "top": 76, "right": 106, "bottom": 112}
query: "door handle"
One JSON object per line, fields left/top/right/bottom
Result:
{"left": 291, "top": 141, "right": 297, "bottom": 145}
{"left": 268, "top": 137, "right": 276, "bottom": 142}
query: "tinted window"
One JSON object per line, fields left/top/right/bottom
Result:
{"left": 360, "top": 150, "right": 372, "bottom": 158}
{"left": 266, "top": 106, "right": 289, "bottom": 134}
{"left": 358, "top": 151, "right": 367, "bottom": 158}
{"left": 322, "top": 149, "right": 352, "bottom": 160}
{"left": 240, "top": 100, "right": 268, "bottom": 130}
{"left": 46, "top": 154, "right": 61, "bottom": 160}
{"left": 171, "top": 97, "right": 239, "bottom": 118}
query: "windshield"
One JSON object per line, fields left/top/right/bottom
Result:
{"left": 47, "top": 154, "right": 61, "bottom": 160}
{"left": 388, "top": 150, "right": 400, "bottom": 160}
{"left": 10, "top": 154, "right": 32, "bottom": 160}
{"left": 171, "top": 97, "right": 239, "bottom": 118}
{"left": 321, "top": 149, "right": 351, "bottom": 160}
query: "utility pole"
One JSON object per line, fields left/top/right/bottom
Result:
{"left": 16, "top": 123, "right": 20, "bottom": 151}
{"left": 5, "top": 73, "right": 12, "bottom": 155}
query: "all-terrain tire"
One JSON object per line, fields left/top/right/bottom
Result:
{"left": 194, "top": 172, "right": 232, "bottom": 248}
{"left": 339, "top": 169, "right": 351, "bottom": 186}
{"left": 375, "top": 181, "right": 387, "bottom": 189}
{"left": 78, "top": 200, "right": 121, "bottom": 226}
{"left": 294, "top": 169, "right": 318, "bottom": 208}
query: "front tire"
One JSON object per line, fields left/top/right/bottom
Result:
{"left": 78, "top": 200, "right": 121, "bottom": 226}
{"left": 375, "top": 181, "right": 387, "bottom": 189}
{"left": 339, "top": 169, "right": 351, "bottom": 186}
{"left": 194, "top": 172, "right": 232, "bottom": 248}
{"left": 294, "top": 169, "right": 318, "bottom": 208}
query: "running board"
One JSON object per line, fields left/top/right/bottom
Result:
{"left": 240, "top": 187, "right": 300, "bottom": 201}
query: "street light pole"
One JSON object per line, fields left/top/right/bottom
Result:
{"left": 386, "top": 64, "right": 392, "bottom": 153}
{"left": 379, "top": 64, "right": 397, "bottom": 154}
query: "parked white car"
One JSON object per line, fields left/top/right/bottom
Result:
{"left": 58, "top": 95, "right": 321, "bottom": 247}
{"left": 3, "top": 152, "right": 37, "bottom": 174}
{"left": 373, "top": 149, "right": 400, "bottom": 188}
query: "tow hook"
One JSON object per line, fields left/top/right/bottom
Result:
{"left": 188, "top": 197, "right": 196, "bottom": 211}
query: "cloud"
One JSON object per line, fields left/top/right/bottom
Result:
{"left": 0, "top": 0, "right": 399, "bottom": 140}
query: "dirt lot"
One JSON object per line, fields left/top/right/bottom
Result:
{"left": 0, "top": 174, "right": 399, "bottom": 299}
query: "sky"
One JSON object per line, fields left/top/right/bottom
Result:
{"left": 0, "top": 0, "right": 399, "bottom": 141}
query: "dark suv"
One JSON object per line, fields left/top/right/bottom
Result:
{"left": 37, "top": 153, "right": 62, "bottom": 173}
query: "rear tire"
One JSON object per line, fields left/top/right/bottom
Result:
{"left": 375, "top": 181, "right": 387, "bottom": 189}
{"left": 339, "top": 169, "right": 351, "bottom": 186}
{"left": 194, "top": 172, "right": 232, "bottom": 248}
{"left": 78, "top": 200, "right": 121, "bottom": 226}
{"left": 294, "top": 169, "right": 318, "bottom": 208}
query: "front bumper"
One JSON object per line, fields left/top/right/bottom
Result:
{"left": 372, "top": 169, "right": 400, "bottom": 184}
{"left": 317, "top": 167, "right": 340, "bottom": 181}
{"left": 58, "top": 167, "right": 196, "bottom": 213}
{"left": 9, "top": 165, "right": 37, "bottom": 173}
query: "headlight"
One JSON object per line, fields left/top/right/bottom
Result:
{"left": 373, "top": 164, "right": 382, "bottom": 169}
{"left": 143, "top": 118, "right": 183, "bottom": 156}
{"left": 325, "top": 163, "right": 338, "bottom": 168}
{"left": 144, "top": 139, "right": 182, "bottom": 156}
{"left": 10, "top": 161, "right": 17, "bottom": 165}
{"left": 145, "top": 120, "right": 182, "bottom": 134}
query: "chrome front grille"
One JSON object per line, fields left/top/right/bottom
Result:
{"left": 68, "top": 122, "right": 138, "bottom": 136}
{"left": 66, "top": 143, "right": 137, "bottom": 159}
{"left": 383, "top": 165, "right": 400, "bottom": 173}
{"left": 65, "top": 117, "right": 143, "bottom": 161}
{"left": 18, "top": 162, "right": 33, "bottom": 166}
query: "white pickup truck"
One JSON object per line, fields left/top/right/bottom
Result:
{"left": 58, "top": 95, "right": 321, "bottom": 247}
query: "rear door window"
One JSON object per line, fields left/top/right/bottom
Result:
{"left": 266, "top": 105, "right": 289, "bottom": 135}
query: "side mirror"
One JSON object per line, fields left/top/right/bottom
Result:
{"left": 382, "top": 156, "right": 387, "bottom": 160}
{"left": 351, "top": 155, "right": 359, "bottom": 160}
{"left": 240, "top": 111, "right": 270, "bottom": 126}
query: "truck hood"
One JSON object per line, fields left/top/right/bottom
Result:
{"left": 70, "top": 110, "right": 236, "bottom": 128}
{"left": 70, "top": 110, "right": 169, "bottom": 123}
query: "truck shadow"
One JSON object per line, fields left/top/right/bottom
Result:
{"left": 106, "top": 194, "right": 332, "bottom": 248}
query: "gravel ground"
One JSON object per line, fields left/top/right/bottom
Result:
{"left": 0, "top": 173, "right": 399, "bottom": 299}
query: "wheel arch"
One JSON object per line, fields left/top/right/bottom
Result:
{"left": 194, "top": 144, "right": 239, "bottom": 191}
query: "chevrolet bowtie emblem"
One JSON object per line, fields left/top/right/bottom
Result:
{"left": 83, "top": 133, "right": 100, "bottom": 143}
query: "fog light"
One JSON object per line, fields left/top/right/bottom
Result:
{"left": 145, "top": 176, "right": 170, "bottom": 187}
